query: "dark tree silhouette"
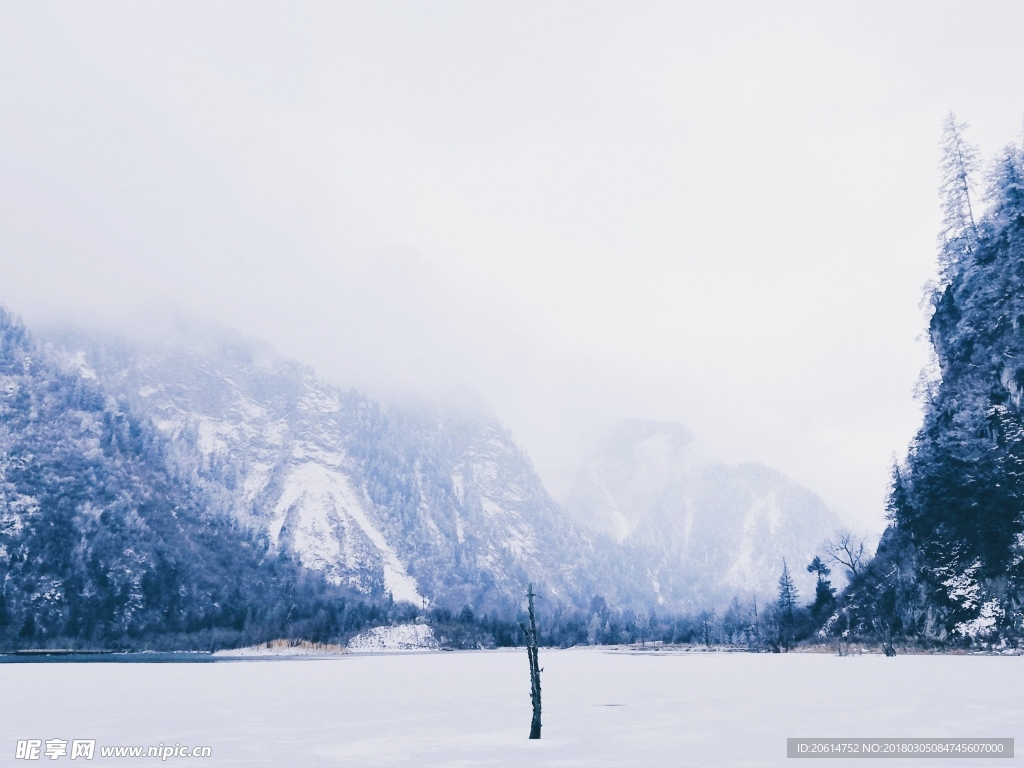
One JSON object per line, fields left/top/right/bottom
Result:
{"left": 520, "top": 583, "right": 543, "bottom": 739}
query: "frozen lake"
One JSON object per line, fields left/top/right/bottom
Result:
{"left": 0, "top": 648, "right": 1020, "bottom": 766}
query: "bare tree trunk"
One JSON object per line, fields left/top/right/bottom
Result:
{"left": 520, "top": 583, "right": 542, "bottom": 740}
{"left": 883, "top": 623, "right": 896, "bottom": 657}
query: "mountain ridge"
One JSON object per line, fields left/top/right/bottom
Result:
{"left": 0, "top": 313, "right": 848, "bottom": 639}
{"left": 46, "top": 329, "right": 621, "bottom": 614}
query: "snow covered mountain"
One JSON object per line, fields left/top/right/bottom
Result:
{"left": 0, "top": 309, "right": 365, "bottom": 649}
{"left": 53, "top": 334, "right": 612, "bottom": 614}
{"left": 564, "top": 420, "right": 843, "bottom": 609}
{"left": 20, "top": 318, "right": 845, "bottom": 620}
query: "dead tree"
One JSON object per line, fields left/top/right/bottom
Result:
{"left": 882, "top": 623, "right": 897, "bottom": 657}
{"left": 519, "top": 583, "right": 542, "bottom": 739}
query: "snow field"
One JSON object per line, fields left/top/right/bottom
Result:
{"left": 0, "top": 649, "right": 1020, "bottom": 767}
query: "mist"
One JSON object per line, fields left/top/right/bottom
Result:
{"left": 3, "top": 1, "right": 1024, "bottom": 530}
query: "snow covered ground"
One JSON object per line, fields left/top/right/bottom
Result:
{"left": 0, "top": 649, "right": 1020, "bottom": 766}
{"left": 213, "top": 639, "right": 348, "bottom": 657}
{"left": 346, "top": 623, "right": 439, "bottom": 652}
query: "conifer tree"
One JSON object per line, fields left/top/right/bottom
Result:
{"left": 807, "top": 556, "right": 830, "bottom": 585}
{"left": 807, "top": 557, "right": 835, "bottom": 621}
{"left": 777, "top": 560, "right": 797, "bottom": 623}
{"left": 937, "top": 111, "right": 980, "bottom": 278}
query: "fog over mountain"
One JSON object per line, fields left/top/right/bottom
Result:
{"left": 566, "top": 420, "right": 842, "bottom": 605}
{"left": 6, "top": 4, "right": 1024, "bottom": 538}
{"left": 22, "top": 320, "right": 844, "bottom": 616}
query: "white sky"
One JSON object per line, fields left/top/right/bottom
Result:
{"left": 2, "top": 2, "right": 1023, "bottom": 531}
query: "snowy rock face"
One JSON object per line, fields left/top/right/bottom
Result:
{"left": 565, "top": 420, "right": 843, "bottom": 609}
{"left": 60, "top": 337, "right": 599, "bottom": 613}
{"left": 68, "top": 342, "right": 410, "bottom": 603}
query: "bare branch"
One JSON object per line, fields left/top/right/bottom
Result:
{"left": 823, "top": 530, "right": 868, "bottom": 578}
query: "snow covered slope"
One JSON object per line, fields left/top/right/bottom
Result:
{"left": 57, "top": 336, "right": 605, "bottom": 613}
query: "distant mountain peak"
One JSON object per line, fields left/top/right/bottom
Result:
{"left": 566, "top": 419, "right": 842, "bottom": 608}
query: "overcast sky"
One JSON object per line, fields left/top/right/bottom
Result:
{"left": 2, "top": 2, "right": 1023, "bottom": 531}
